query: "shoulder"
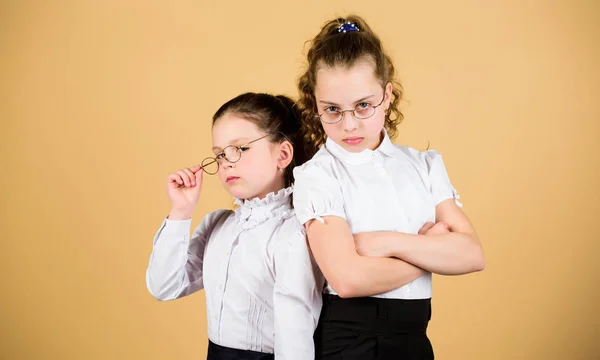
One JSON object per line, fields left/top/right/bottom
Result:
{"left": 193, "top": 208, "right": 234, "bottom": 233}
{"left": 391, "top": 144, "right": 446, "bottom": 171}
{"left": 293, "top": 148, "right": 341, "bottom": 187}
{"left": 272, "top": 213, "right": 309, "bottom": 248}
{"left": 205, "top": 208, "right": 235, "bottom": 222}
{"left": 294, "top": 147, "right": 336, "bottom": 176}
{"left": 277, "top": 211, "right": 306, "bottom": 237}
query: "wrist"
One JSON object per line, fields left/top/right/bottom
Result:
{"left": 376, "top": 232, "right": 395, "bottom": 258}
{"left": 168, "top": 208, "right": 193, "bottom": 220}
{"left": 383, "top": 232, "right": 415, "bottom": 258}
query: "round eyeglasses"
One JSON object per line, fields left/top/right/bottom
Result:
{"left": 199, "top": 133, "right": 271, "bottom": 175}
{"left": 317, "top": 92, "right": 386, "bottom": 124}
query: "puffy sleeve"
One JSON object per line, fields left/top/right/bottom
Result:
{"left": 422, "top": 150, "right": 463, "bottom": 207}
{"left": 292, "top": 162, "right": 346, "bottom": 225}
{"left": 145, "top": 209, "right": 231, "bottom": 300}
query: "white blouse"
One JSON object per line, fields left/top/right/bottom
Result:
{"left": 146, "top": 187, "right": 324, "bottom": 359}
{"left": 293, "top": 131, "right": 461, "bottom": 300}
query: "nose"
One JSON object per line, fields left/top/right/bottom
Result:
{"left": 220, "top": 159, "right": 235, "bottom": 169}
{"left": 341, "top": 111, "right": 358, "bottom": 132}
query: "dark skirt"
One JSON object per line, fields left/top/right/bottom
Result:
{"left": 207, "top": 341, "right": 274, "bottom": 360}
{"left": 314, "top": 294, "right": 434, "bottom": 360}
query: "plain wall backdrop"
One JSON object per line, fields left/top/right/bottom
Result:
{"left": 1, "top": 0, "right": 599, "bottom": 359}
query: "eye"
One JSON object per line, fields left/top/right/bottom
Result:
{"left": 324, "top": 106, "right": 340, "bottom": 113}
{"left": 356, "top": 102, "right": 371, "bottom": 110}
{"left": 238, "top": 145, "right": 250, "bottom": 152}
{"left": 215, "top": 153, "right": 226, "bottom": 159}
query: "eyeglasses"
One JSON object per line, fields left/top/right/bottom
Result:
{"left": 199, "top": 133, "right": 271, "bottom": 175}
{"left": 317, "top": 92, "right": 386, "bottom": 124}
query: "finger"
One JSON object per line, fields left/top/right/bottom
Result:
{"left": 190, "top": 164, "right": 202, "bottom": 174}
{"left": 431, "top": 222, "right": 446, "bottom": 231}
{"left": 419, "top": 222, "right": 435, "bottom": 235}
{"left": 431, "top": 221, "right": 450, "bottom": 234}
{"left": 182, "top": 168, "right": 196, "bottom": 186}
{"left": 437, "top": 221, "right": 450, "bottom": 232}
{"left": 176, "top": 170, "right": 192, "bottom": 187}
{"left": 423, "top": 221, "right": 435, "bottom": 230}
{"left": 194, "top": 167, "right": 204, "bottom": 184}
{"left": 167, "top": 173, "right": 184, "bottom": 186}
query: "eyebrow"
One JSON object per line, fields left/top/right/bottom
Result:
{"left": 318, "top": 94, "right": 376, "bottom": 106}
{"left": 211, "top": 137, "right": 251, "bottom": 152}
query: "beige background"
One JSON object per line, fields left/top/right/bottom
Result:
{"left": 2, "top": 0, "right": 599, "bottom": 359}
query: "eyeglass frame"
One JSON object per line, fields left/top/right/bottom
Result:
{"left": 200, "top": 132, "right": 283, "bottom": 175}
{"left": 316, "top": 91, "right": 387, "bottom": 124}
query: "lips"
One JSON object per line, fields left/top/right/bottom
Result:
{"left": 342, "top": 137, "right": 364, "bottom": 145}
{"left": 226, "top": 176, "right": 240, "bottom": 183}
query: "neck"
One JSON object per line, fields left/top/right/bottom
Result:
{"left": 367, "top": 130, "right": 385, "bottom": 151}
{"left": 250, "top": 176, "right": 287, "bottom": 201}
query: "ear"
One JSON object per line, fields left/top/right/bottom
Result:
{"left": 384, "top": 81, "right": 393, "bottom": 110}
{"left": 276, "top": 140, "right": 294, "bottom": 169}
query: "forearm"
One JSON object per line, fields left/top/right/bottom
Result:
{"left": 146, "top": 219, "right": 193, "bottom": 300}
{"left": 334, "top": 255, "right": 425, "bottom": 298}
{"left": 377, "top": 231, "right": 485, "bottom": 275}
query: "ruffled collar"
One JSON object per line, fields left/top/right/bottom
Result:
{"left": 233, "top": 187, "right": 294, "bottom": 229}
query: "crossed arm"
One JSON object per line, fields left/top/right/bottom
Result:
{"left": 354, "top": 199, "right": 485, "bottom": 276}
{"left": 305, "top": 199, "right": 485, "bottom": 298}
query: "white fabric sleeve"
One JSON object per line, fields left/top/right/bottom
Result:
{"left": 145, "top": 209, "right": 231, "bottom": 300}
{"left": 292, "top": 163, "right": 346, "bottom": 224}
{"left": 273, "top": 229, "right": 324, "bottom": 359}
{"left": 423, "top": 150, "right": 463, "bottom": 207}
